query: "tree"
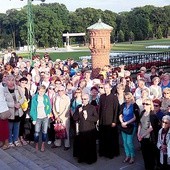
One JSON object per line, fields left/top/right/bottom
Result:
{"left": 156, "top": 26, "right": 162, "bottom": 39}
{"left": 118, "top": 30, "right": 124, "bottom": 42}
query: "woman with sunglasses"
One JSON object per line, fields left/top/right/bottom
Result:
{"left": 157, "top": 115, "right": 170, "bottom": 170}
{"left": 137, "top": 99, "right": 159, "bottom": 170}
{"left": 161, "top": 88, "right": 170, "bottom": 113}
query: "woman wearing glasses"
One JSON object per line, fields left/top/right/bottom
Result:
{"left": 157, "top": 115, "right": 170, "bottom": 170}
{"left": 137, "top": 99, "right": 159, "bottom": 170}
{"left": 161, "top": 88, "right": 170, "bottom": 113}
{"left": 73, "top": 93, "right": 98, "bottom": 164}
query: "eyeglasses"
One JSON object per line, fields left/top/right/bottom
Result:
{"left": 58, "top": 90, "right": 64, "bottom": 92}
{"left": 142, "top": 103, "right": 151, "bottom": 106}
{"left": 49, "top": 87, "right": 54, "bottom": 90}
{"left": 99, "top": 87, "right": 104, "bottom": 89}
{"left": 162, "top": 121, "right": 168, "bottom": 124}
{"left": 164, "top": 93, "right": 169, "bottom": 95}
{"left": 82, "top": 98, "right": 88, "bottom": 100}
{"left": 154, "top": 104, "right": 159, "bottom": 107}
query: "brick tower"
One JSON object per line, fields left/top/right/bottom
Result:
{"left": 87, "top": 19, "right": 113, "bottom": 78}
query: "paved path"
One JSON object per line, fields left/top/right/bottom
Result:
{"left": 0, "top": 137, "right": 145, "bottom": 170}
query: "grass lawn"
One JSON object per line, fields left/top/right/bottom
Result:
{"left": 19, "top": 38, "right": 170, "bottom": 61}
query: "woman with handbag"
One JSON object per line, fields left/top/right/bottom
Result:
{"left": 0, "top": 73, "right": 12, "bottom": 150}
{"left": 137, "top": 99, "right": 159, "bottom": 170}
{"left": 119, "top": 92, "right": 139, "bottom": 164}
{"left": 52, "top": 86, "right": 71, "bottom": 150}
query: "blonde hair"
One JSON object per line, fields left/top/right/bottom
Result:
{"left": 143, "top": 99, "right": 154, "bottom": 111}
{"left": 163, "top": 87, "right": 170, "bottom": 94}
{"left": 124, "top": 92, "right": 135, "bottom": 103}
{"left": 38, "top": 85, "right": 46, "bottom": 91}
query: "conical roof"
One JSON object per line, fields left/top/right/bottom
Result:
{"left": 87, "top": 19, "right": 113, "bottom": 30}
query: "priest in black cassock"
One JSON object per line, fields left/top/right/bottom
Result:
{"left": 73, "top": 93, "right": 98, "bottom": 164}
{"left": 99, "top": 83, "right": 120, "bottom": 159}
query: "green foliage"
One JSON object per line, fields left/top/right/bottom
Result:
{"left": 0, "top": 3, "right": 170, "bottom": 50}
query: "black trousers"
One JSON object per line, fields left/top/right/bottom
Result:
{"left": 99, "top": 125, "right": 120, "bottom": 159}
{"left": 141, "top": 138, "right": 155, "bottom": 170}
{"left": 47, "top": 120, "right": 55, "bottom": 142}
{"left": 19, "top": 113, "right": 26, "bottom": 137}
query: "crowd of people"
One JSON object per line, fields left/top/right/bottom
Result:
{"left": 0, "top": 51, "right": 170, "bottom": 170}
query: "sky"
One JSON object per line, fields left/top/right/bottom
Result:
{"left": 0, "top": 0, "right": 170, "bottom": 13}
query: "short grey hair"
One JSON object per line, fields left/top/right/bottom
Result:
{"left": 162, "top": 115, "right": 170, "bottom": 122}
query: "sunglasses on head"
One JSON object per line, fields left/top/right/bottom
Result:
{"left": 142, "top": 103, "right": 150, "bottom": 106}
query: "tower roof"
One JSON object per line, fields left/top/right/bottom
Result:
{"left": 87, "top": 18, "right": 113, "bottom": 30}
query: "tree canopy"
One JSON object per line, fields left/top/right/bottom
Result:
{"left": 0, "top": 3, "right": 169, "bottom": 49}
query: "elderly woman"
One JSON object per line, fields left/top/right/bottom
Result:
{"left": 149, "top": 76, "right": 162, "bottom": 100}
{"left": 119, "top": 92, "right": 139, "bottom": 164}
{"left": 157, "top": 115, "right": 170, "bottom": 170}
{"left": 73, "top": 93, "right": 98, "bottom": 164}
{"left": 52, "top": 86, "right": 70, "bottom": 150}
{"left": 161, "top": 88, "right": 170, "bottom": 113}
{"left": 5, "top": 75, "right": 25, "bottom": 147}
{"left": 161, "top": 73, "right": 170, "bottom": 90}
{"left": 137, "top": 99, "right": 159, "bottom": 170}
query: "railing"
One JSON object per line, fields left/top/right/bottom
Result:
{"left": 110, "top": 51, "right": 170, "bottom": 73}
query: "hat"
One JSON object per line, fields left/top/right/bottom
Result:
{"left": 153, "top": 99, "right": 161, "bottom": 107}
{"left": 140, "top": 67, "right": 146, "bottom": 72}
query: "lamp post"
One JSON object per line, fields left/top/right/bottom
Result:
{"left": 26, "top": 0, "right": 45, "bottom": 61}
{"left": 11, "top": 0, "right": 45, "bottom": 60}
